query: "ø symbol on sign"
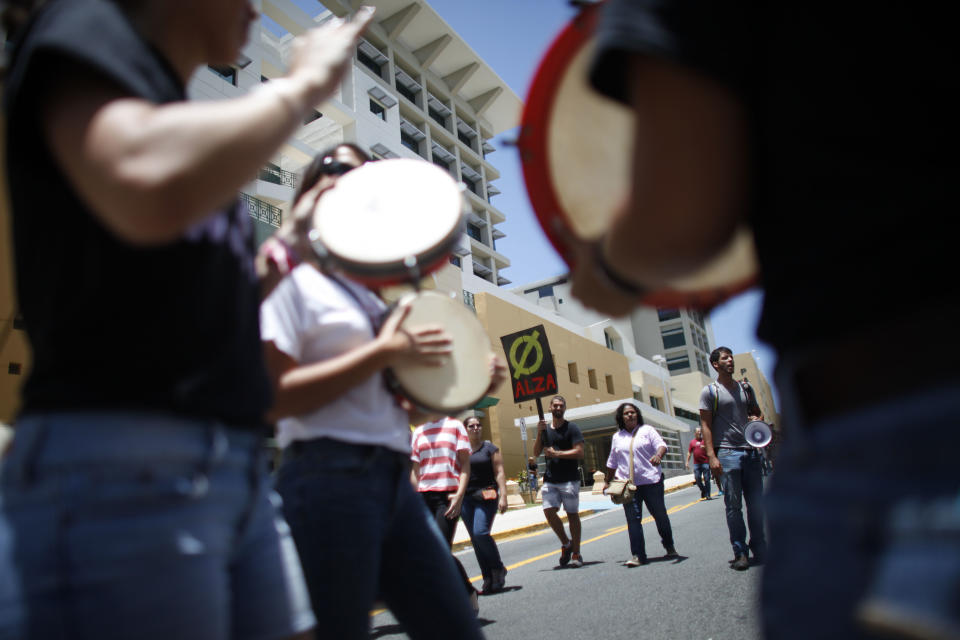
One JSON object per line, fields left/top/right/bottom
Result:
{"left": 509, "top": 330, "right": 543, "bottom": 379}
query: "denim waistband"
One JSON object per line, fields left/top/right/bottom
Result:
{"left": 5, "top": 411, "right": 266, "bottom": 485}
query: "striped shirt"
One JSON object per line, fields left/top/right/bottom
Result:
{"left": 411, "top": 417, "right": 470, "bottom": 493}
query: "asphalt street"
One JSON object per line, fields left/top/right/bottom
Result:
{"left": 370, "top": 485, "right": 763, "bottom": 639}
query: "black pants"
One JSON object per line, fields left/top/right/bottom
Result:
{"left": 420, "top": 491, "right": 476, "bottom": 595}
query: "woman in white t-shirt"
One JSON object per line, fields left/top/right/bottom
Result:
{"left": 259, "top": 144, "right": 484, "bottom": 639}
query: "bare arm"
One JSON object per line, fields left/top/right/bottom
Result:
{"left": 42, "top": 12, "right": 373, "bottom": 246}
{"left": 700, "top": 409, "right": 723, "bottom": 480}
{"left": 492, "top": 449, "right": 508, "bottom": 513}
{"left": 444, "top": 449, "right": 471, "bottom": 519}
{"left": 571, "top": 54, "right": 748, "bottom": 314}
{"left": 544, "top": 441, "right": 584, "bottom": 460}
{"left": 533, "top": 420, "right": 547, "bottom": 457}
{"left": 410, "top": 461, "right": 421, "bottom": 491}
{"left": 263, "top": 304, "right": 450, "bottom": 422}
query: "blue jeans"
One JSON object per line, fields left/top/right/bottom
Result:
{"left": 275, "top": 438, "right": 482, "bottom": 640}
{"left": 623, "top": 477, "right": 674, "bottom": 560}
{"left": 693, "top": 462, "right": 711, "bottom": 497}
{"left": 761, "top": 377, "right": 960, "bottom": 640}
{"left": 0, "top": 412, "right": 314, "bottom": 640}
{"left": 460, "top": 495, "right": 504, "bottom": 581}
{"left": 718, "top": 448, "right": 766, "bottom": 559}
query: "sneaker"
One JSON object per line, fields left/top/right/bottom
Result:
{"left": 568, "top": 553, "right": 584, "bottom": 568}
{"left": 559, "top": 543, "right": 572, "bottom": 566}
{"left": 625, "top": 555, "right": 646, "bottom": 567}
{"left": 732, "top": 555, "right": 749, "bottom": 571}
{"left": 665, "top": 546, "right": 679, "bottom": 558}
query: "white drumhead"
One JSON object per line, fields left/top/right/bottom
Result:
{"left": 548, "top": 39, "right": 632, "bottom": 241}
{"left": 546, "top": 37, "right": 757, "bottom": 294}
{"left": 312, "top": 158, "right": 465, "bottom": 271}
{"left": 390, "top": 291, "right": 493, "bottom": 413}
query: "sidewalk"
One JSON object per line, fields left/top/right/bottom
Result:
{"left": 452, "top": 474, "right": 696, "bottom": 552}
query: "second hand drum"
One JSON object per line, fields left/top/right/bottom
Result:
{"left": 517, "top": 0, "right": 758, "bottom": 309}
{"left": 308, "top": 158, "right": 495, "bottom": 414}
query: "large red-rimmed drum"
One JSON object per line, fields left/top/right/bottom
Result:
{"left": 517, "top": 1, "right": 757, "bottom": 309}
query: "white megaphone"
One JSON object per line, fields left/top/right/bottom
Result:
{"left": 744, "top": 420, "right": 772, "bottom": 448}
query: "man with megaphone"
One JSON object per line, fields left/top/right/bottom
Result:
{"left": 699, "top": 347, "right": 767, "bottom": 572}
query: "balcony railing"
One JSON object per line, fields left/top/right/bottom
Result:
{"left": 240, "top": 193, "right": 282, "bottom": 228}
{"left": 258, "top": 166, "right": 298, "bottom": 189}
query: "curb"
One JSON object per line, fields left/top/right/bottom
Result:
{"left": 451, "top": 480, "right": 697, "bottom": 553}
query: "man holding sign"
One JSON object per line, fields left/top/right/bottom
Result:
{"left": 534, "top": 395, "right": 585, "bottom": 568}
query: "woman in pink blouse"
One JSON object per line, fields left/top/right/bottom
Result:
{"left": 604, "top": 402, "right": 679, "bottom": 566}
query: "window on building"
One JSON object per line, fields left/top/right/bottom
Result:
{"left": 208, "top": 65, "right": 237, "bottom": 86}
{"left": 449, "top": 255, "right": 461, "bottom": 268}
{"left": 462, "top": 175, "right": 480, "bottom": 196}
{"left": 458, "top": 130, "right": 473, "bottom": 147}
{"left": 304, "top": 110, "right": 322, "bottom": 125}
{"left": 428, "top": 106, "right": 447, "bottom": 128}
{"left": 400, "top": 131, "right": 420, "bottom": 153}
{"left": 568, "top": 362, "right": 579, "bottom": 384}
{"left": 8, "top": 362, "right": 21, "bottom": 375}
{"left": 675, "top": 407, "right": 700, "bottom": 422}
{"left": 538, "top": 285, "right": 554, "bottom": 298}
{"left": 588, "top": 368, "right": 598, "bottom": 389}
{"left": 369, "top": 98, "right": 386, "bottom": 121}
{"left": 666, "top": 355, "right": 690, "bottom": 372}
{"left": 466, "top": 224, "right": 483, "bottom": 242}
{"left": 661, "top": 327, "right": 686, "bottom": 349}
{"left": 357, "top": 49, "right": 383, "bottom": 77}
{"left": 633, "top": 390, "right": 643, "bottom": 402}
{"left": 397, "top": 83, "right": 418, "bottom": 103}
{"left": 605, "top": 374, "right": 615, "bottom": 394}
{"left": 650, "top": 396, "right": 662, "bottom": 411}
{"left": 658, "top": 308, "right": 681, "bottom": 321}
{"left": 431, "top": 156, "right": 450, "bottom": 173}
{"left": 462, "top": 290, "right": 475, "bottom": 310}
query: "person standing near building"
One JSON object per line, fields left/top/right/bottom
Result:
{"left": 534, "top": 395, "right": 585, "bottom": 568}
{"left": 699, "top": 347, "right": 765, "bottom": 571}
{"left": 527, "top": 456, "right": 539, "bottom": 495}
{"left": 0, "top": 2, "right": 372, "bottom": 638}
{"left": 686, "top": 427, "right": 712, "bottom": 499}
{"left": 461, "top": 416, "right": 508, "bottom": 594}
{"left": 410, "top": 414, "right": 480, "bottom": 611}
{"left": 604, "top": 402, "right": 678, "bottom": 566}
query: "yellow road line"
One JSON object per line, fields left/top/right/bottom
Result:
{"left": 371, "top": 495, "right": 705, "bottom": 617}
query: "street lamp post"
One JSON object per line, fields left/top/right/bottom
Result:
{"left": 651, "top": 354, "right": 672, "bottom": 416}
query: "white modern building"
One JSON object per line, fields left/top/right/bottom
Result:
{"left": 187, "top": 0, "right": 519, "bottom": 288}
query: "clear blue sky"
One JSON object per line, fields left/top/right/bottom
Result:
{"left": 286, "top": 0, "right": 780, "bottom": 409}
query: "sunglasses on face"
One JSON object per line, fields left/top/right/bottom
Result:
{"left": 318, "top": 158, "right": 359, "bottom": 177}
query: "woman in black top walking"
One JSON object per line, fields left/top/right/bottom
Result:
{"left": 461, "top": 416, "right": 509, "bottom": 594}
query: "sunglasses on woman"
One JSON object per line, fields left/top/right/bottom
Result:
{"left": 319, "top": 158, "right": 360, "bottom": 177}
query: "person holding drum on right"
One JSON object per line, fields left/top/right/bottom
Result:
{"left": 259, "top": 143, "right": 485, "bottom": 639}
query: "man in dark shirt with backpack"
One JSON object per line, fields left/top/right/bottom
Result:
{"left": 699, "top": 347, "right": 765, "bottom": 571}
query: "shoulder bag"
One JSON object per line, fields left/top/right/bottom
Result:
{"left": 607, "top": 429, "right": 639, "bottom": 505}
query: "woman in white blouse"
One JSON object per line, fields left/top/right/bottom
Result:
{"left": 603, "top": 402, "right": 679, "bottom": 566}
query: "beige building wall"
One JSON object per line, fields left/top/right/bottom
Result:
{"left": 1, "top": 112, "right": 30, "bottom": 424}
{"left": 473, "top": 292, "right": 633, "bottom": 480}
{"left": 732, "top": 352, "right": 779, "bottom": 428}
